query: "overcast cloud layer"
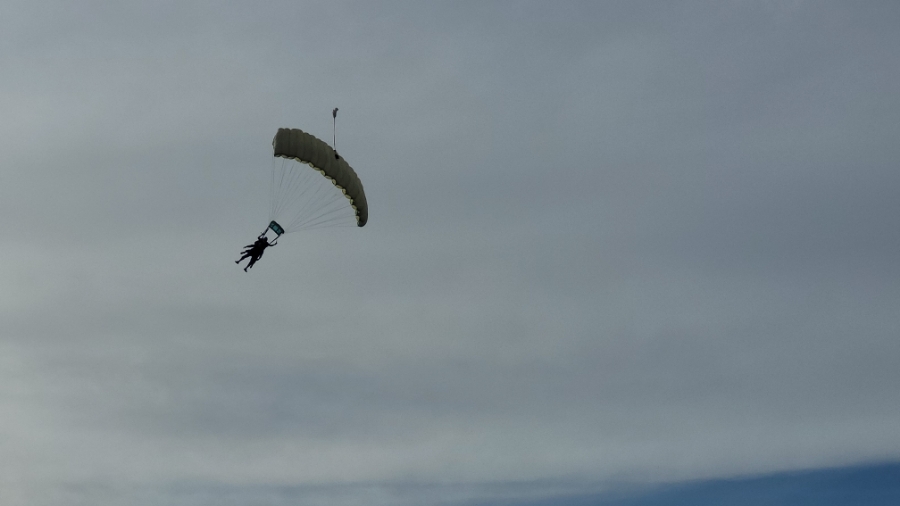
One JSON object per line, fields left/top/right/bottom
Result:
{"left": 2, "top": 1, "right": 899, "bottom": 505}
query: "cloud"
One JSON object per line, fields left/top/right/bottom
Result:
{"left": 2, "top": 1, "right": 899, "bottom": 504}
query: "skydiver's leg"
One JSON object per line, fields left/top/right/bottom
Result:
{"left": 245, "top": 256, "right": 259, "bottom": 271}
{"left": 236, "top": 252, "right": 252, "bottom": 264}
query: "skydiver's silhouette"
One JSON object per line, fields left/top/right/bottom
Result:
{"left": 235, "top": 234, "right": 277, "bottom": 271}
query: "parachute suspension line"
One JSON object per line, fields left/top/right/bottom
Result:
{"left": 271, "top": 157, "right": 297, "bottom": 222}
{"left": 271, "top": 157, "right": 301, "bottom": 225}
{"left": 288, "top": 181, "right": 353, "bottom": 230}
{"left": 287, "top": 188, "right": 352, "bottom": 230}
{"left": 284, "top": 171, "right": 324, "bottom": 228}
{"left": 269, "top": 157, "right": 357, "bottom": 233}
{"left": 269, "top": 157, "right": 275, "bottom": 221}
{"left": 293, "top": 167, "right": 353, "bottom": 230}
{"left": 285, "top": 169, "right": 349, "bottom": 231}
{"left": 275, "top": 159, "right": 316, "bottom": 225}
{"left": 273, "top": 159, "right": 295, "bottom": 221}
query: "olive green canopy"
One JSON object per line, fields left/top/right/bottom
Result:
{"left": 272, "top": 128, "right": 368, "bottom": 227}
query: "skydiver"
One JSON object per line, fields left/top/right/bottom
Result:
{"left": 235, "top": 234, "right": 277, "bottom": 272}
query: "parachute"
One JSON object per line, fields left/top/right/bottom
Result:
{"left": 266, "top": 127, "right": 368, "bottom": 236}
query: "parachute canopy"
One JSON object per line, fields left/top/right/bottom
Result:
{"left": 269, "top": 128, "right": 368, "bottom": 232}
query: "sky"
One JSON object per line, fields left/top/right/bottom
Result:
{"left": 1, "top": 1, "right": 899, "bottom": 505}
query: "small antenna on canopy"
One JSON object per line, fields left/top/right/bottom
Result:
{"left": 332, "top": 108, "right": 339, "bottom": 159}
